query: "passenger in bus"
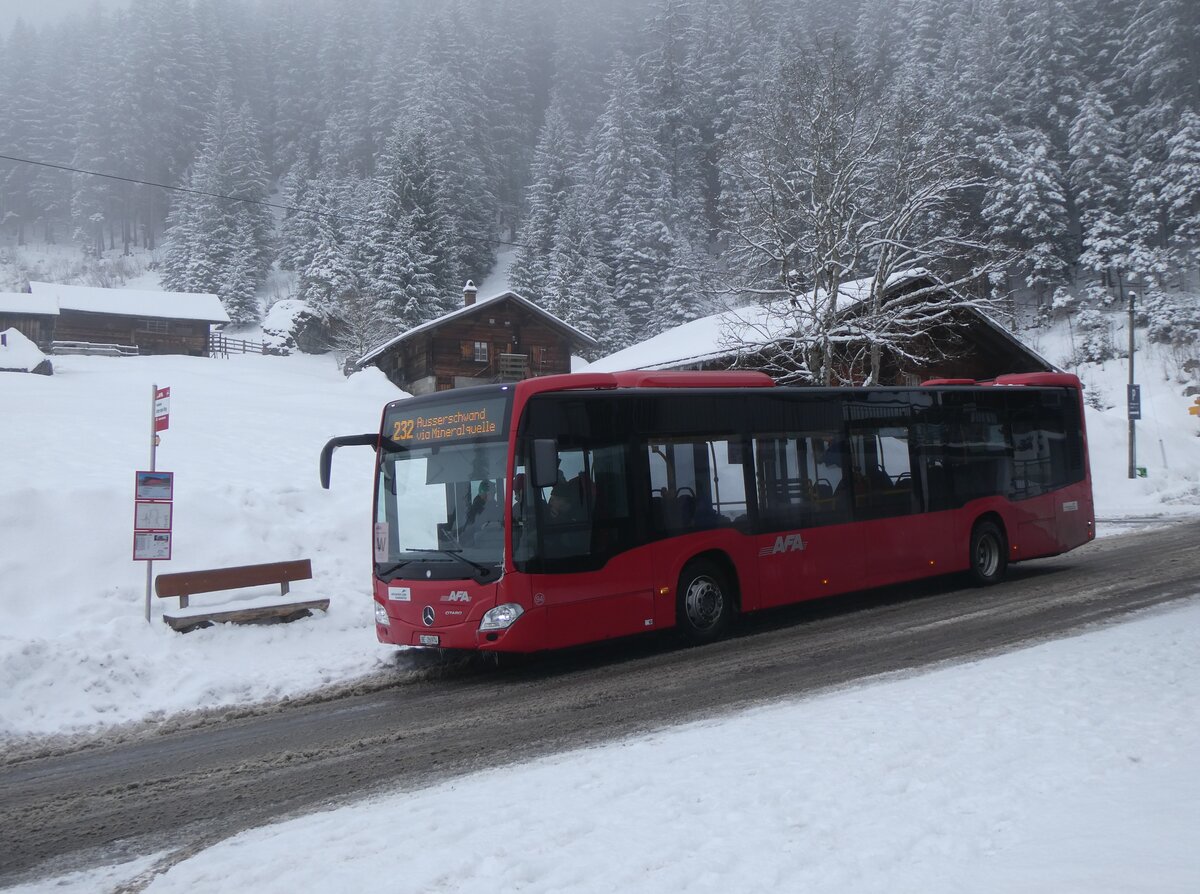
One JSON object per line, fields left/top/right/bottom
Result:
{"left": 816, "top": 438, "right": 845, "bottom": 491}
{"left": 466, "top": 480, "right": 495, "bottom": 526}
{"left": 548, "top": 480, "right": 584, "bottom": 522}
{"left": 511, "top": 473, "right": 527, "bottom": 521}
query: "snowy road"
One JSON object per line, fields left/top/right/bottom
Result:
{"left": 2, "top": 521, "right": 1198, "bottom": 886}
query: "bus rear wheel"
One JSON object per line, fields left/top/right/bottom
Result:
{"left": 968, "top": 520, "right": 1008, "bottom": 586}
{"left": 676, "top": 560, "right": 732, "bottom": 645}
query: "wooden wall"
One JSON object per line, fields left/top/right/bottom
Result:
{"left": 55, "top": 311, "right": 211, "bottom": 356}
{"left": 379, "top": 297, "right": 580, "bottom": 391}
{"left": 0, "top": 314, "right": 56, "bottom": 350}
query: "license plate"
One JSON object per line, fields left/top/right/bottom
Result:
{"left": 418, "top": 634, "right": 440, "bottom": 646}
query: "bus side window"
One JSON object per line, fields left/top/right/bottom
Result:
{"left": 753, "top": 433, "right": 849, "bottom": 530}
{"left": 847, "top": 425, "right": 916, "bottom": 519}
{"left": 647, "top": 438, "right": 747, "bottom": 534}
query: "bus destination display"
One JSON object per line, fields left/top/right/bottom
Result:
{"left": 386, "top": 393, "right": 510, "bottom": 445}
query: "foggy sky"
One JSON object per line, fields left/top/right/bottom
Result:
{"left": 1, "top": 0, "right": 128, "bottom": 33}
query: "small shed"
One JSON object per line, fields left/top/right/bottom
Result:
{"left": 0, "top": 292, "right": 59, "bottom": 351}
{"left": 27, "top": 281, "right": 230, "bottom": 357}
{"left": 359, "top": 283, "right": 599, "bottom": 394}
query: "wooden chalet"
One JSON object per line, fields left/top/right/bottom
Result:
{"left": 0, "top": 292, "right": 58, "bottom": 351}
{"left": 27, "top": 281, "right": 230, "bottom": 357}
{"left": 588, "top": 271, "right": 1055, "bottom": 384}
{"left": 359, "top": 282, "right": 599, "bottom": 394}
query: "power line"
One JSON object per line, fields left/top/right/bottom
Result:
{"left": 0, "top": 152, "right": 526, "bottom": 250}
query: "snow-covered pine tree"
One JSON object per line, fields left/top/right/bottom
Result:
{"left": 276, "top": 157, "right": 318, "bottom": 273}
{"left": 1068, "top": 90, "right": 1132, "bottom": 278}
{"left": 588, "top": 56, "right": 680, "bottom": 342}
{"left": 510, "top": 100, "right": 578, "bottom": 302}
{"left": 981, "top": 125, "right": 1072, "bottom": 302}
{"left": 639, "top": 0, "right": 707, "bottom": 247}
{"left": 160, "top": 92, "right": 272, "bottom": 320}
{"left": 361, "top": 129, "right": 444, "bottom": 327}
{"left": 1161, "top": 110, "right": 1200, "bottom": 269}
{"left": 1008, "top": 0, "right": 1086, "bottom": 144}
{"left": 545, "top": 181, "right": 624, "bottom": 352}
{"left": 402, "top": 9, "right": 499, "bottom": 288}
{"left": 220, "top": 211, "right": 263, "bottom": 324}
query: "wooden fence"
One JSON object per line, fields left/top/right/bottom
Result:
{"left": 51, "top": 340, "right": 139, "bottom": 357}
{"left": 208, "top": 333, "right": 266, "bottom": 357}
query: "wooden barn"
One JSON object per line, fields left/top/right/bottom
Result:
{"left": 0, "top": 292, "right": 58, "bottom": 350}
{"left": 588, "top": 271, "right": 1054, "bottom": 384}
{"left": 359, "top": 282, "right": 599, "bottom": 394}
{"left": 27, "top": 281, "right": 230, "bottom": 357}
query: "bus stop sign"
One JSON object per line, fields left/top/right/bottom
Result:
{"left": 1127, "top": 384, "right": 1141, "bottom": 420}
{"left": 154, "top": 386, "right": 171, "bottom": 432}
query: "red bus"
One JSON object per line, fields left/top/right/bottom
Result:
{"left": 321, "top": 370, "right": 1094, "bottom": 652}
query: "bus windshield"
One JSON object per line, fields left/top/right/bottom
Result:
{"left": 374, "top": 389, "right": 512, "bottom": 580}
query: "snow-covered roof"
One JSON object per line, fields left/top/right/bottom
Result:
{"left": 0, "top": 292, "right": 59, "bottom": 316}
{"left": 589, "top": 271, "right": 927, "bottom": 373}
{"left": 28, "top": 281, "right": 230, "bottom": 324}
{"left": 358, "top": 290, "right": 598, "bottom": 364}
{"left": 589, "top": 270, "right": 1056, "bottom": 377}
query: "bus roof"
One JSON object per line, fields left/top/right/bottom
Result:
{"left": 515, "top": 370, "right": 776, "bottom": 397}
{"left": 516, "top": 369, "right": 1082, "bottom": 397}
{"left": 924, "top": 372, "right": 1083, "bottom": 389}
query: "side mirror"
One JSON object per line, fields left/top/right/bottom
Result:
{"left": 531, "top": 438, "right": 559, "bottom": 489}
{"left": 320, "top": 433, "right": 379, "bottom": 488}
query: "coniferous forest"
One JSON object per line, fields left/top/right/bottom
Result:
{"left": 0, "top": 0, "right": 1197, "bottom": 362}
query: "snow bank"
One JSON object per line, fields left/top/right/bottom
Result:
{"left": 0, "top": 328, "right": 50, "bottom": 374}
{"left": 0, "top": 352, "right": 405, "bottom": 742}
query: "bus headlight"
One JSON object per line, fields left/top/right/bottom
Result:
{"left": 479, "top": 603, "right": 524, "bottom": 631}
{"left": 374, "top": 602, "right": 390, "bottom": 626}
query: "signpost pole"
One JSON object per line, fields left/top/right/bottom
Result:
{"left": 1122, "top": 277, "right": 1137, "bottom": 480}
{"left": 145, "top": 382, "right": 156, "bottom": 623}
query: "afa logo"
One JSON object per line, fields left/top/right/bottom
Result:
{"left": 759, "top": 533, "right": 807, "bottom": 557}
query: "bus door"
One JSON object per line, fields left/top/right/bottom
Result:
{"left": 520, "top": 441, "right": 654, "bottom": 648}
{"left": 645, "top": 437, "right": 759, "bottom": 615}
{"left": 846, "top": 423, "right": 939, "bottom": 585}
{"left": 751, "top": 433, "right": 862, "bottom": 606}
{"left": 1010, "top": 390, "right": 1091, "bottom": 554}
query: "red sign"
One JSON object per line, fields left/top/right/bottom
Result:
{"left": 154, "top": 386, "right": 170, "bottom": 432}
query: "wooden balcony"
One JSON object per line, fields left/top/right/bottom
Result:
{"left": 497, "top": 352, "right": 529, "bottom": 381}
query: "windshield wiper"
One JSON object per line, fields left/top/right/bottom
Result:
{"left": 375, "top": 559, "right": 415, "bottom": 578}
{"left": 405, "top": 548, "right": 494, "bottom": 577}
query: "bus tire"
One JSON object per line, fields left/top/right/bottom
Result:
{"left": 676, "top": 559, "right": 732, "bottom": 645}
{"left": 968, "top": 519, "right": 1007, "bottom": 586}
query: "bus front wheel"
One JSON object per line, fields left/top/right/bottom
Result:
{"left": 676, "top": 560, "right": 732, "bottom": 645}
{"left": 968, "top": 520, "right": 1008, "bottom": 586}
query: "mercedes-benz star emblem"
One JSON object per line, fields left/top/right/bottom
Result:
{"left": 422, "top": 606, "right": 435, "bottom": 627}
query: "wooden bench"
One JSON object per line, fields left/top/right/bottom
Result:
{"left": 155, "top": 559, "right": 329, "bottom": 633}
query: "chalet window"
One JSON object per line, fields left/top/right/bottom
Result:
{"left": 474, "top": 341, "right": 489, "bottom": 363}
{"left": 139, "top": 319, "right": 169, "bottom": 334}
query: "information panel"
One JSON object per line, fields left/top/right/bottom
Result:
{"left": 133, "top": 531, "right": 172, "bottom": 561}
{"left": 135, "top": 470, "right": 174, "bottom": 501}
{"left": 134, "top": 501, "right": 173, "bottom": 531}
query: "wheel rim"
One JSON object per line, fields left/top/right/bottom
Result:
{"left": 975, "top": 533, "right": 1000, "bottom": 578}
{"left": 684, "top": 574, "right": 724, "bottom": 631}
